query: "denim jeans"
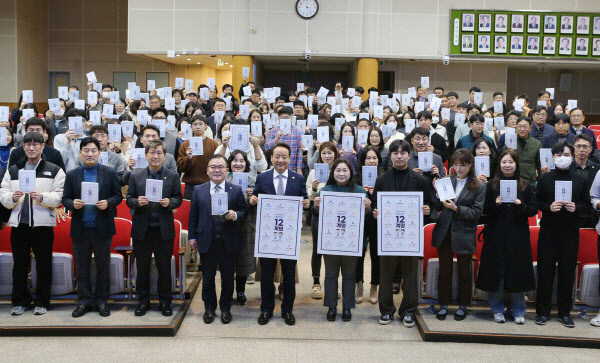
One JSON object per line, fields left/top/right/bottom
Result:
{"left": 487, "top": 279, "right": 526, "bottom": 317}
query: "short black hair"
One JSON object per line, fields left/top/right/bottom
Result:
{"left": 493, "top": 91, "right": 503, "bottom": 98}
{"left": 293, "top": 100, "right": 305, "bottom": 107}
{"left": 457, "top": 102, "right": 469, "bottom": 109}
{"left": 516, "top": 94, "right": 529, "bottom": 102}
{"left": 574, "top": 134, "right": 592, "bottom": 145}
{"left": 469, "top": 87, "right": 481, "bottom": 93}
{"left": 23, "top": 132, "right": 44, "bottom": 144}
{"left": 389, "top": 139, "right": 411, "bottom": 154}
{"left": 467, "top": 103, "right": 482, "bottom": 113}
{"left": 355, "top": 87, "right": 364, "bottom": 94}
{"left": 469, "top": 114, "right": 485, "bottom": 123}
{"left": 272, "top": 142, "right": 291, "bottom": 156}
{"left": 554, "top": 113, "right": 570, "bottom": 124}
{"left": 65, "top": 108, "right": 87, "bottom": 119}
{"left": 222, "top": 84, "right": 233, "bottom": 92}
{"left": 538, "top": 90, "right": 550, "bottom": 98}
{"left": 89, "top": 125, "right": 108, "bottom": 136}
{"left": 446, "top": 91, "right": 459, "bottom": 99}
{"left": 277, "top": 106, "right": 293, "bottom": 117}
{"left": 79, "top": 137, "right": 100, "bottom": 151}
{"left": 570, "top": 108, "right": 584, "bottom": 116}
{"left": 191, "top": 114, "right": 206, "bottom": 124}
{"left": 516, "top": 116, "right": 531, "bottom": 125}
{"left": 24, "top": 117, "right": 47, "bottom": 132}
{"left": 151, "top": 107, "right": 168, "bottom": 117}
{"left": 417, "top": 111, "right": 432, "bottom": 120}
{"left": 551, "top": 141, "right": 574, "bottom": 156}
{"left": 531, "top": 105, "right": 547, "bottom": 115}
{"left": 410, "top": 127, "right": 430, "bottom": 139}
{"left": 207, "top": 153, "right": 228, "bottom": 166}
{"left": 141, "top": 124, "right": 160, "bottom": 136}
{"left": 433, "top": 87, "right": 444, "bottom": 92}
{"left": 214, "top": 97, "right": 226, "bottom": 105}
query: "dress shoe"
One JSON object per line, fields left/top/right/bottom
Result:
{"left": 72, "top": 304, "right": 93, "bottom": 318}
{"left": 134, "top": 304, "right": 150, "bottom": 317}
{"left": 342, "top": 308, "right": 352, "bottom": 322}
{"left": 557, "top": 315, "right": 574, "bottom": 328}
{"left": 454, "top": 308, "right": 468, "bottom": 321}
{"left": 326, "top": 307, "right": 337, "bottom": 321}
{"left": 203, "top": 310, "right": 216, "bottom": 324}
{"left": 159, "top": 304, "right": 173, "bottom": 317}
{"left": 436, "top": 308, "right": 448, "bottom": 321}
{"left": 282, "top": 312, "right": 296, "bottom": 326}
{"left": 236, "top": 292, "right": 247, "bottom": 306}
{"left": 221, "top": 311, "right": 232, "bottom": 324}
{"left": 258, "top": 311, "right": 273, "bottom": 325}
{"left": 97, "top": 304, "right": 110, "bottom": 317}
{"left": 392, "top": 283, "right": 400, "bottom": 294}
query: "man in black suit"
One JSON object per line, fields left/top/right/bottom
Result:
{"left": 249, "top": 143, "right": 310, "bottom": 326}
{"left": 562, "top": 17, "right": 572, "bottom": 30}
{"left": 126, "top": 139, "right": 183, "bottom": 317}
{"left": 188, "top": 154, "right": 246, "bottom": 324}
{"left": 479, "top": 15, "right": 490, "bottom": 28}
{"left": 528, "top": 38, "right": 539, "bottom": 50}
{"left": 373, "top": 140, "right": 432, "bottom": 327}
{"left": 479, "top": 36, "right": 489, "bottom": 49}
{"left": 463, "top": 15, "right": 473, "bottom": 27}
{"left": 512, "top": 16, "right": 523, "bottom": 29}
{"left": 512, "top": 37, "right": 522, "bottom": 49}
{"left": 594, "top": 40, "right": 600, "bottom": 52}
{"left": 544, "top": 38, "right": 555, "bottom": 50}
{"left": 545, "top": 17, "right": 555, "bottom": 30}
{"left": 576, "top": 39, "right": 587, "bottom": 51}
{"left": 529, "top": 17, "right": 539, "bottom": 29}
{"left": 542, "top": 114, "right": 575, "bottom": 148}
{"left": 62, "top": 137, "right": 122, "bottom": 318}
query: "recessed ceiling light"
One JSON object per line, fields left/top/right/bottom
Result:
{"left": 176, "top": 54, "right": 180, "bottom": 57}
{"left": 197, "top": 62, "right": 201, "bottom": 64}
{"left": 225, "top": 62, "right": 228, "bottom": 65}
{"left": 230, "top": 65, "right": 233, "bottom": 67}
{"left": 187, "top": 58, "right": 191, "bottom": 61}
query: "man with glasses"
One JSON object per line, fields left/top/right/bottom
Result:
{"left": 188, "top": 154, "right": 247, "bottom": 324}
{"left": 570, "top": 135, "right": 599, "bottom": 227}
{"left": 510, "top": 116, "right": 542, "bottom": 185}
{"left": 126, "top": 139, "right": 183, "bottom": 317}
{"left": 124, "top": 125, "right": 178, "bottom": 185}
{"left": 76, "top": 125, "right": 126, "bottom": 183}
{"left": 148, "top": 95, "right": 161, "bottom": 111}
{"left": 568, "top": 108, "right": 597, "bottom": 152}
{"left": 529, "top": 106, "right": 555, "bottom": 143}
{"left": 0, "top": 132, "right": 65, "bottom": 316}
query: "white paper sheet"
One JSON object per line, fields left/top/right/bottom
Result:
{"left": 377, "top": 192, "right": 424, "bottom": 256}
{"left": 435, "top": 177, "right": 456, "bottom": 200}
{"left": 145, "top": 179, "right": 163, "bottom": 202}
{"left": 317, "top": 191, "right": 366, "bottom": 256}
{"left": 254, "top": 195, "right": 304, "bottom": 260}
{"left": 81, "top": 182, "right": 99, "bottom": 204}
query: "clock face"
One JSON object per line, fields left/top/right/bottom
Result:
{"left": 296, "top": 0, "right": 318, "bottom": 19}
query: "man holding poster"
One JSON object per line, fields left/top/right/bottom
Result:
{"left": 250, "top": 143, "right": 309, "bottom": 326}
{"left": 372, "top": 140, "right": 432, "bottom": 327}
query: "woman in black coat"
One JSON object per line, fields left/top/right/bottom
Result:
{"left": 476, "top": 149, "right": 537, "bottom": 325}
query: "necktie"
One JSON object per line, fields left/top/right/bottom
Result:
{"left": 214, "top": 185, "right": 221, "bottom": 194}
{"left": 276, "top": 174, "right": 284, "bottom": 195}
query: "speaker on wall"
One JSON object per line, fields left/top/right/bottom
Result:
{"left": 559, "top": 73, "right": 572, "bottom": 92}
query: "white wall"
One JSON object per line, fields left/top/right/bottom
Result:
{"left": 128, "top": 0, "right": 600, "bottom": 61}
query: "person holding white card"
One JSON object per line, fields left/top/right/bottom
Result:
{"left": 75, "top": 125, "right": 127, "bottom": 184}
{"left": 534, "top": 142, "right": 591, "bottom": 328}
{"left": 62, "top": 137, "right": 123, "bottom": 318}
{"left": 0, "top": 132, "right": 65, "bottom": 316}
{"left": 571, "top": 135, "right": 600, "bottom": 226}
{"left": 8, "top": 119, "right": 66, "bottom": 172}
{"left": 313, "top": 159, "right": 371, "bottom": 322}
{"left": 501, "top": 116, "right": 541, "bottom": 185}
{"left": 126, "top": 139, "right": 183, "bottom": 317}
{"left": 568, "top": 108, "right": 598, "bottom": 151}
{"left": 415, "top": 111, "right": 449, "bottom": 162}
{"left": 54, "top": 109, "right": 91, "bottom": 172}
{"left": 477, "top": 149, "right": 537, "bottom": 325}
{"left": 306, "top": 142, "right": 338, "bottom": 299}
{"left": 468, "top": 86, "right": 487, "bottom": 111}
{"left": 264, "top": 107, "right": 304, "bottom": 174}
{"left": 472, "top": 138, "right": 497, "bottom": 184}
{"left": 215, "top": 122, "right": 267, "bottom": 181}
{"left": 177, "top": 115, "right": 219, "bottom": 199}
{"left": 431, "top": 149, "right": 485, "bottom": 322}
{"left": 12, "top": 104, "right": 40, "bottom": 147}
{"left": 407, "top": 128, "right": 445, "bottom": 182}
{"left": 529, "top": 105, "right": 554, "bottom": 143}
{"left": 337, "top": 122, "right": 359, "bottom": 173}
{"left": 542, "top": 113, "right": 574, "bottom": 149}
{"left": 365, "top": 128, "right": 390, "bottom": 172}
{"left": 0, "top": 127, "right": 14, "bottom": 170}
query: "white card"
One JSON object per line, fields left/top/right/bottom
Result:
{"left": 230, "top": 124, "right": 250, "bottom": 151}
{"left": 332, "top": 117, "right": 344, "bottom": 132}
{"left": 540, "top": 148, "right": 555, "bottom": 169}
{"left": 167, "top": 115, "right": 176, "bottom": 131}
{"left": 232, "top": 172, "right": 249, "bottom": 192}
{"left": 48, "top": 98, "right": 61, "bottom": 114}
{"left": 347, "top": 87, "right": 355, "bottom": 97}
{"left": 81, "top": 182, "right": 99, "bottom": 204}
{"left": 505, "top": 133, "right": 517, "bottom": 149}
{"left": 296, "top": 119, "right": 306, "bottom": 131}
{"left": 435, "top": 177, "right": 456, "bottom": 201}
{"left": 147, "top": 80, "right": 155, "bottom": 91}
{"left": 418, "top": 151, "right": 433, "bottom": 172}
{"left": 251, "top": 121, "right": 262, "bottom": 136}
{"left": 86, "top": 71, "right": 97, "bottom": 83}
{"left": 430, "top": 97, "right": 442, "bottom": 111}
{"left": 181, "top": 124, "right": 192, "bottom": 140}
{"left": 421, "top": 77, "right": 430, "bottom": 89}
{"left": 185, "top": 79, "right": 194, "bottom": 90}
{"left": 19, "top": 170, "right": 36, "bottom": 193}
{"left": 108, "top": 123, "right": 121, "bottom": 142}
{"left": 89, "top": 111, "right": 101, "bottom": 125}
{"left": 484, "top": 117, "right": 494, "bottom": 131}
{"left": 317, "top": 126, "right": 330, "bottom": 142}
{"left": 243, "top": 86, "right": 252, "bottom": 97}
{"left": 93, "top": 83, "right": 103, "bottom": 94}
{"left": 213, "top": 110, "right": 224, "bottom": 125}
{"left": 493, "top": 101, "right": 503, "bottom": 113}
{"left": 513, "top": 99, "right": 525, "bottom": 112}
{"left": 302, "top": 134, "right": 313, "bottom": 150}
{"left": 199, "top": 87, "right": 209, "bottom": 100}
{"left": 102, "top": 103, "right": 114, "bottom": 117}
{"left": 454, "top": 113, "right": 466, "bottom": 127}
{"left": 242, "top": 67, "right": 250, "bottom": 77}
{"left": 136, "top": 109, "right": 148, "bottom": 125}
{"left": 132, "top": 148, "right": 148, "bottom": 169}
{"left": 537, "top": 100, "right": 547, "bottom": 107}
{"left": 58, "top": 86, "right": 69, "bottom": 100}
{"left": 358, "top": 112, "right": 370, "bottom": 121}
{"left": 356, "top": 129, "right": 369, "bottom": 145}
{"left": 69, "top": 116, "right": 83, "bottom": 135}
{"left": 317, "top": 87, "right": 329, "bottom": 98}
{"left": 164, "top": 97, "right": 175, "bottom": 111}
{"left": 441, "top": 108, "right": 450, "bottom": 121}
{"left": 280, "top": 118, "right": 292, "bottom": 135}
{"left": 98, "top": 151, "right": 108, "bottom": 166}
{"left": 22, "top": 90, "right": 33, "bottom": 104}
{"left": 401, "top": 94, "right": 411, "bottom": 106}
{"left": 500, "top": 180, "right": 517, "bottom": 203}
{"left": 546, "top": 88, "right": 555, "bottom": 100}
{"left": 145, "top": 179, "right": 163, "bottom": 202}
{"left": 474, "top": 156, "right": 490, "bottom": 177}
{"left": 362, "top": 166, "right": 378, "bottom": 187}
{"left": 22, "top": 109, "right": 35, "bottom": 120}
{"left": 190, "top": 136, "right": 204, "bottom": 155}
{"left": 474, "top": 92, "right": 483, "bottom": 104}
{"left": 567, "top": 99, "right": 578, "bottom": 110}
{"left": 352, "top": 96, "right": 362, "bottom": 109}
{"left": 405, "top": 119, "right": 416, "bottom": 134}
{"left": 239, "top": 105, "right": 251, "bottom": 120}
{"left": 373, "top": 105, "right": 384, "bottom": 119}
{"left": 175, "top": 77, "right": 184, "bottom": 89}
{"left": 120, "top": 121, "right": 133, "bottom": 138}
{"left": 407, "top": 87, "right": 417, "bottom": 98}
{"left": 207, "top": 78, "right": 216, "bottom": 90}
{"left": 555, "top": 181, "right": 572, "bottom": 203}
{"left": 151, "top": 119, "right": 166, "bottom": 137}
{"left": 0, "top": 127, "right": 7, "bottom": 146}
{"left": 74, "top": 99, "right": 85, "bottom": 110}
{"left": 140, "top": 93, "right": 149, "bottom": 105}
{"left": 414, "top": 101, "right": 425, "bottom": 114}
{"left": 381, "top": 125, "right": 393, "bottom": 139}
{"left": 342, "top": 135, "right": 354, "bottom": 152}
{"left": 297, "top": 83, "right": 304, "bottom": 92}
{"left": 211, "top": 193, "right": 228, "bottom": 215}
{"left": 87, "top": 91, "right": 98, "bottom": 105}
{"left": 494, "top": 117, "right": 505, "bottom": 130}
{"left": 314, "top": 163, "right": 330, "bottom": 183}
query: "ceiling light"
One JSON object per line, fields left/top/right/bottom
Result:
{"left": 176, "top": 54, "right": 180, "bottom": 57}
{"left": 230, "top": 65, "right": 233, "bottom": 67}
{"left": 187, "top": 58, "right": 191, "bottom": 61}
{"left": 197, "top": 62, "right": 201, "bottom": 64}
{"left": 225, "top": 62, "right": 228, "bottom": 65}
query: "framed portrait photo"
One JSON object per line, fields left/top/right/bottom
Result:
{"left": 495, "top": 14, "right": 508, "bottom": 32}
{"left": 577, "top": 16, "right": 590, "bottom": 34}
{"left": 559, "top": 36, "right": 572, "bottom": 55}
{"left": 528, "top": 15, "right": 541, "bottom": 33}
{"left": 592, "top": 38, "right": 600, "bottom": 56}
{"left": 462, "top": 34, "right": 474, "bottom": 52}
{"left": 544, "top": 15, "right": 557, "bottom": 34}
{"left": 593, "top": 17, "right": 600, "bottom": 35}
{"left": 510, "top": 35, "right": 524, "bottom": 54}
{"left": 561, "top": 15, "right": 574, "bottom": 34}
{"left": 462, "top": 13, "right": 475, "bottom": 31}
{"left": 575, "top": 37, "right": 589, "bottom": 55}
{"left": 511, "top": 14, "right": 524, "bottom": 33}
{"left": 494, "top": 35, "right": 507, "bottom": 54}
{"left": 527, "top": 36, "right": 540, "bottom": 54}
{"left": 478, "top": 35, "right": 491, "bottom": 53}
{"left": 479, "top": 13, "right": 492, "bottom": 32}
{"left": 542, "top": 36, "right": 556, "bottom": 55}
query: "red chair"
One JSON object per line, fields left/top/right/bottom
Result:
{"left": 173, "top": 199, "right": 191, "bottom": 232}
{"left": 529, "top": 226, "right": 540, "bottom": 262}
{"left": 181, "top": 183, "right": 185, "bottom": 197}
{"left": 116, "top": 202, "right": 131, "bottom": 220}
{"left": 112, "top": 218, "right": 132, "bottom": 251}
{"left": 172, "top": 220, "right": 186, "bottom": 299}
{"left": 589, "top": 125, "right": 600, "bottom": 131}
{"left": 593, "top": 129, "right": 600, "bottom": 140}
{"left": 528, "top": 216, "right": 537, "bottom": 226}
{"left": 422, "top": 223, "right": 438, "bottom": 278}
{"left": 578, "top": 228, "right": 599, "bottom": 270}
{"left": 53, "top": 217, "right": 74, "bottom": 255}
{"left": 0, "top": 227, "right": 11, "bottom": 252}
{"left": 473, "top": 225, "right": 485, "bottom": 279}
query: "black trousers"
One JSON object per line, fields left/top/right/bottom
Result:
{"left": 72, "top": 227, "right": 111, "bottom": 305}
{"left": 133, "top": 227, "right": 174, "bottom": 306}
{"left": 200, "top": 238, "right": 235, "bottom": 312}
{"left": 11, "top": 225, "right": 53, "bottom": 308}
{"left": 183, "top": 184, "right": 196, "bottom": 200}
{"left": 310, "top": 215, "right": 322, "bottom": 278}
{"left": 378, "top": 256, "right": 419, "bottom": 316}
{"left": 356, "top": 219, "right": 380, "bottom": 285}
{"left": 536, "top": 237, "right": 578, "bottom": 317}
{"left": 437, "top": 234, "right": 472, "bottom": 306}
{"left": 260, "top": 258, "right": 297, "bottom": 314}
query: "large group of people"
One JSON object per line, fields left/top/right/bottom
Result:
{"left": 1, "top": 77, "right": 599, "bottom": 330}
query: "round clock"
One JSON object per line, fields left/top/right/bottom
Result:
{"left": 296, "top": 0, "right": 319, "bottom": 20}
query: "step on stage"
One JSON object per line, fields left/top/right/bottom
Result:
{"left": 416, "top": 305, "right": 600, "bottom": 349}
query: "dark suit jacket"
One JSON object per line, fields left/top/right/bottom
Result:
{"left": 542, "top": 132, "right": 575, "bottom": 148}
{"left": 62, "top": 164, "right": 123, "bottom": 239}
{"left": 252, "top": 169, "right": 308, "bottom": 200}
{"left": 0, "top": 167, "right": 10, "bottom": 226}
{"left": 431, "top": 176, "right": 485, "bottom": 254}
{"left": 529, "top": 23, "right": 538, "bottom": 28}
{"left": 569, "top": 126, "right": 598, "bottom": 150}
{"left": 189, "top": 181, "right": 247, "bottom": 254}
{"left": 126, "top": 166, "right": 183, "bottom": 241}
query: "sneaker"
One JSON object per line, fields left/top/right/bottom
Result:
{"left": 311, "top": 284, "right": 323, "bottom": 299}
{"left": 535, "top": 315, "right": 548, "bottom": 325}
{"left": 10, "top": 306, "right": 26, "bottom": 316}
{"left": 403, "top": 314, "right": 415, "bottom": 328}
{"left": 246, "top": 275, "right": 255, "bottom": 285}
{"left": 493, "top": 313, "right": 505, "bottom": 323}
{"left": 369, "top": 285, "right": 378, "bottom": 304}
{"left": 557, "top": 315, "right": 575, "bottom": 328}
{"left": 590, "top": 313, "right": 600, "bottom": 327}
{"left": 514, "top": 316, "right": 525, "bottom": 325}
{"left": 355, "top": 282, "right": 364, "bottom": 304}
{"left": 33, "top": 306, "right": 47, "bottom": 315}
{"left": 379, "top": 314, "right": 392, "bottom": 325}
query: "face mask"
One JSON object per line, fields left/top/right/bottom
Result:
{"left": 387, "top": 122, "right": 397, "bottom": 130}
{"left": 102, "top": 92, "right": 110, "bottom": 99}
{"left": 554, "top": 156, "right": 572, "bottom": 169}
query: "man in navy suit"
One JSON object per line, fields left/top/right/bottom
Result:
{"left": 542, "top": 114, "right": 575, "bottom": 148}
{"left": 188, "top": 154, "right": 247, "bottom": 324}
{"left": 126, "top": 139, "right": 183, "bottom": 317}
{"left": 62, "top": 137, "right": 123, "bottom": 318}
{"left": 249, "top": 143, "right": 310, "bottom": 326}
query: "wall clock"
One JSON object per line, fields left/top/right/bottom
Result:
{"left": 296, "top": 0, "right": 319, "bottom": 20}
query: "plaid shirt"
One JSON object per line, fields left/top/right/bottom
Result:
{"left": 264, "top": 126, "right": 304, "bottom": 172}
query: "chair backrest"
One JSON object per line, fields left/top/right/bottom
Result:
{"left": 173, "top": 219, "right": 182, "bottom": 272}
{"left": 473, "top": 225, "right": 485, "bottom": 277}
{"left": 0, "top": 227, "right": 11, "bottom": 252}
{"left": 589, "top": 125, "right": 600, "bottom": 131}
{"left": 578, "top": 228, "right": 599, "bottom": 268}
{"left": 112, "top": 217, "right": 132, "bottom": 251}
{"left": 423, "top": 223, "right": 438, "bottom": 277}
{"left": 53, "top": 217, "right": 74, "bottom": 255}
{"left": 116, "top": 202, "right": 131, "bottom": 220}
{"left": 173, "top": 199, "right": 191, "bottom": 231}
{"left": 180, "top": 183, "right": 185, "bottom": 196}
{"left": 529, "top": 226, "right": 540, "bottom": 262}
{"left": 528, "top": 216, "right": 537, "bottom": 226}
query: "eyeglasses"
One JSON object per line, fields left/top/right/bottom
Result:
{"left": 516, "top": 124, "right": 530, "bottom": 129}
{"left": 148, "top": 151, "right": 164, "bottom": 156}
{"left": 574, "top": 144, "right": 590, "bottom": 149}
{"left": 208, "top": 165, "right": 226, "bottom": 170}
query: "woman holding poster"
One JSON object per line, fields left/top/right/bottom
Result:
{"left": 476, "top": 150, "right": 537, "bottom": 324}
{"left": 432, "top": 149, "right": 485, "bottom": 321}
{"left": 314, "top": 159, "right": 371, "bottom": 322}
